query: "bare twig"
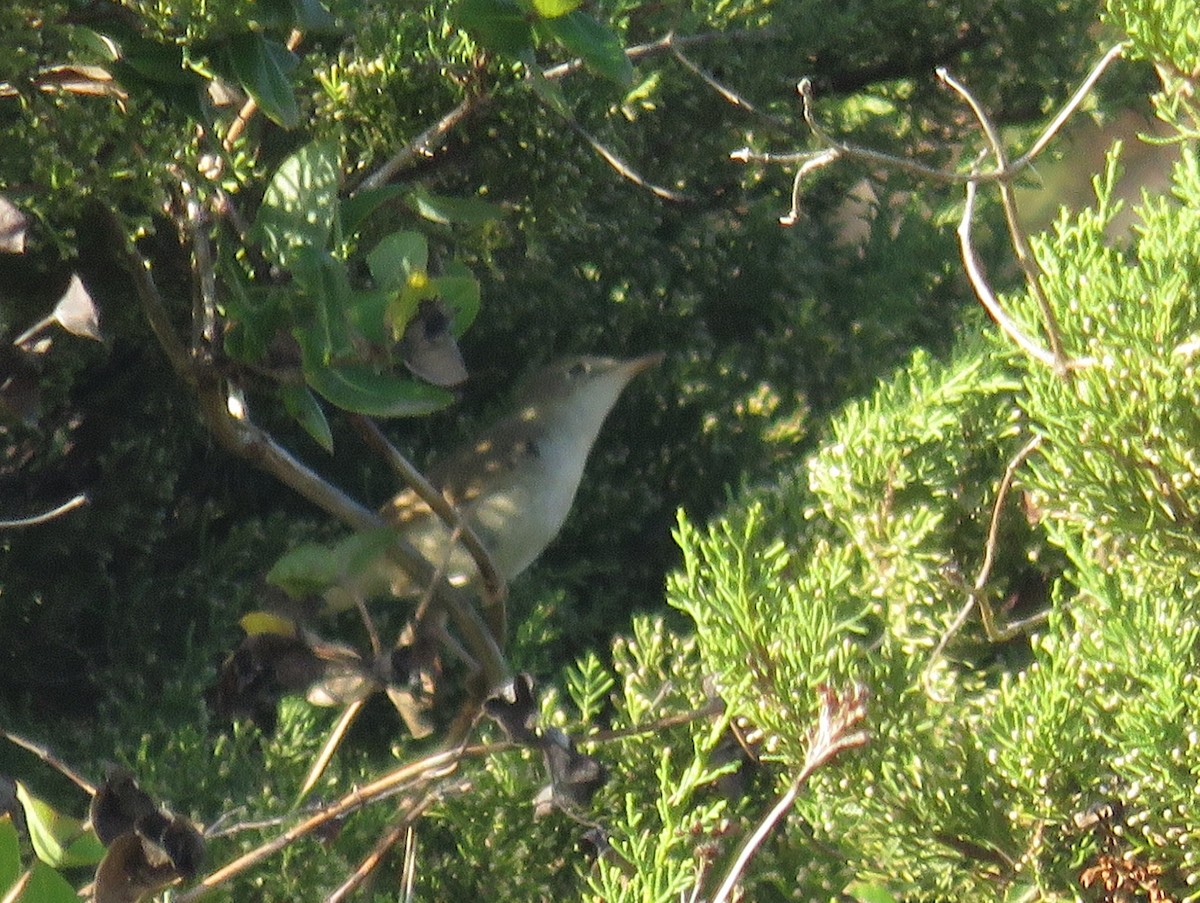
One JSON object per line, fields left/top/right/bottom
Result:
{"left": 0, "top": 493, "right": 89, "bottom": 529}
{"left": 357, "top": 28, "right": 776, "bottom": 194}
{"left": 1015, "top": 42, "right": 1129, "bottom": 168}
{"left": 739, "top": 46, "right": 1127, "bottom": 372}
{"left": 957, "top": 176, "right": 1059, "bottom": 367}
{"left": 670, "top": 43, "right": 791, "bottom": 132}
{"left": 541, "top": 29, "right": 776, "bottom": 81}
{"left": 176, "top": 743, "right": 477, "bottom": 901}
{"left": 348, "top": 414, "right": 508, "bottom": 633}
{"left": 355, "top": 94, "right": 483, "bottom": 193}
{"left": 779, "top": 148, "right": 842, "bottom": 225}
{"left": 937, "top": 69, "right": 1068, "bottom": 371}
{"left": 564, "top": 115, "right": 693, "bottom": 203}
{"left": 297, "top": 699, "right": 367, "bottom": 805}
{"left": 401, "top": 824, "right": 418, "bottom": 903}
{"left": 709, "top": 685, "right": 868, "bottom": 903}
{"left": 0, "top": 869, "right": 32, "bottom": 903}
{"left": 926, "top": 434, "right": 1046, "bottom": 686}
{"left": 176, "top": 174, "right": 220, "bottom": 355}
{"left": 325, "top": 782, "right": 457, "bottom": 903}
{"left": 2, "top": 730, "right": 97, "bottom": 795}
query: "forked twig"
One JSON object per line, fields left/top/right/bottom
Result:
{"left": 733, "top": 44, "right": 1129, "bottom": 373}
{"left": 937, "top": 69, "right": 1068, "bottom": 371}
{"left": 708, "top": 685, "right": 868, "bottom": 903}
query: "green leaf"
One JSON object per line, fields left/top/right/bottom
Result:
{"left": 530, "top": 0, "right": 581, "bottom": 17}
{"left": 280, "top": 385, "right": 333, "bottom": 453}
{"left": 116, "top": 35, "right": 201, "bottom": 86}
{"left": 291, "top": 250, "right": 355, "bottom": 362}
{"left": 844, "top": 882, "right": 900, "bottom": 903}
{"left": 0, "top": 816, "right": 19, "bottom": 894}
{"left": 542, "top": 11, "right": 633, "bottom": 86}
{"left": 303, "top": 362, "right": 453, "bottom": 417}
{"left": 290, "top": 0, "right": 338, "bottom": 31}
{"left": 455, "top": 0, "right": 534, "bottom": 56}
{"left": 367, "top": 232, "right": 428, "bottom": 290}
{"left": 405, "top": 187, "right": 504, "bottom": 226}
{"left": 228, "top": 34, "right": 300, "bottom": 127}
{"left": 430, "top": 273, "right": 481, "bottom": 335}
{"left": 22, "top": 861, "right": 78, "bottom": 903}
{"left": 268, "top": 529, "right": 397, "bottom": 596}
{"left": 346, "top": 288, "right": 392, "bottom": 346}
{"left": 340, "top": 185, "right": 407, "bottom": 235}
{"left": 256, "top": 140, "right": 341, "bottom": 268}
{"left": 14, "top": 783, "right": 105, "bottom": 870}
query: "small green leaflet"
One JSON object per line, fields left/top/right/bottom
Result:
{"left": 542, "top": 11, "right": 633, "bottom": 87}
{"left": 303, "top": 361, "right": 453, "bottom": 417}
{"left": 14, "top": 783, "right": 105, "bottom": 870}
{"left": 280, "top": 384, "right": 334, "bottom": 453}
{"left": 255, "top": 140, "right": 341, "bottom": 269}
{"left": 228, "top": 33, "right": 300, "bottom": 127}
{"left": 530, "top": 0, "right": 581, "bottom": 17}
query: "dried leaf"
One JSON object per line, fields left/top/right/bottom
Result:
{"left": 53, "top": 274, "right": 103, "bottom": 341}
{"left": 0, "top": 195, "right": 28, "bottom": 254}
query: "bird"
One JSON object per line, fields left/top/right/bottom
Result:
{"left": 329, "top": 351, "right": 664, "bottom": 608}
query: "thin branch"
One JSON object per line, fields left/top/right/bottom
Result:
{"left": 2, "top": 730, "right": 97, "bottom": 795}
{"left": 325, "top": 783, "right": 456, "bottom": 903}
{"left": 105, "top": 212, "right": 194, "bottom": 382}
{"left": 1015, "top": 42, "right": 1129, "bottom": 168}
{"left": 176, "top": 742, "right": 479, "bottom": 901}
{"left": 709, "top": 685, "right": 868, "bottom": 903}
{"left": 541, "top": 28, "right": 776, "bottom": 81}
{"left": 564, "top": 115, "right": 693, "bottom": 203}
{"left": 176, "top": 174, "right": 219, "bottom": 355}
{"left": 957, "top": 176, "right": 1059, "bottom": 367}
{"left": 926, "top": 434, "right": 1046, "bottom": 685}
{"left": 348, "top": 414, "right": 508, "bottom": 633}
{"left": 779, "top": 148, "right": 841, "bottom": 225}
{"left": 937, "top": 68, "right": 1068, "bottom": 371}
{"left": 580, "top": 697, "right": 725, "bottom": 746}
{"left": 297, "top": 699, "right": 367, "bottom": 805}
{"left": 355, "top": 94, "right": 483, "bottom": 193}
{"left": 357, "top": 28, "right": 776, "bottom": 194}
{"left": 401, "top": 824, "right": 417, "bottom": 903}
{"left": 0, "top": 493, "right": 88, "bottom": 529}
{"left": 0, "top": 869, "right": 32, "bottom": 903}
{"left": 670, "top": 43, "right": 791, "bottom": 132}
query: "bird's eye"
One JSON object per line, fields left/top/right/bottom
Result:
{"left": 568, "top": 361, "right": 589, "bottom": 378}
